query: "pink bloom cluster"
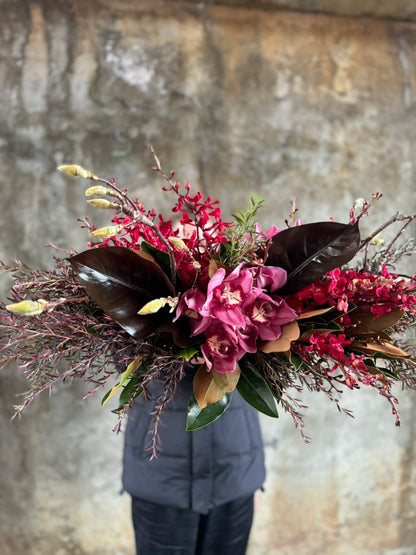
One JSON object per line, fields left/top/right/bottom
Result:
{"left": 287, "top": 266, "right": 416, "bottom": 317}
{"left": 294, "top": 330, "right": 386, "bottom": 390}
{"left": 297, "top": 331, "right": 366, "bottom": 383}
{"left": 100, "top": 184, "right": 232, "bottom": 289}
{"left": 176, "top": 264, "right": 298, "bottom": 373}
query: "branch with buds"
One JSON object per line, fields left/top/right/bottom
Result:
{"left": 58, "top": 164, "right": 178, "bottom": 289}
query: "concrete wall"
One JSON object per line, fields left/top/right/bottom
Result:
{"left": 1, "top": 1, "right": 416, "bottom": 553}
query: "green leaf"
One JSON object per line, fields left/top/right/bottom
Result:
{"left": 237, "top": 357, "right": 279, "bottom": 418}
{"left": 177, "top": 346, "right": 200, "bottom": 361}
{"left": 119, "top": 374, "right": 144, "bottom": 407}
{"left": 289, "top": 351, "right": 304, "bottom": 370}
{"left": 101, "top": 388, "right": 113, "bottom": 407}
{"left": 219, "top": 241, "right": 232, "bottom": 258}
{"left": 250, "top": 192, "right": 264, "bottom": 204}
{"left": 101, "top": 362, "right": 136, "bottom": 406}
{"left": 140, "top": 241, "right": 172, "bottom": 280}
{"left": 186, "top": 393, "right": 232, "bottom": 431}
{"left": 233, "top": 213, "right": 245, "bottom": 225}
{"left": 102, "top": 357, "right": 146, "bottom": 408}
{"left": 363, "top": 359, "right": 399, "bottom": 380}
{"left": 267, "top": 221, "right": 360, "bottom": 294}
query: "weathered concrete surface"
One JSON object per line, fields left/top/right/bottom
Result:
{"left": 1, "top": 1, "right": 416, "bottom": 553}
{"left": 178, "top": 0, "right": 416, "bottom": 23}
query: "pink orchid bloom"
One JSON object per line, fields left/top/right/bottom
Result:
{"left": 246, "top": 293, "right": 298, "bottom": 341}
{"left": 176, "top": 262, "right": 298, "bottom": 373}
{"left": 235, "top": 324, "right": 258, "bottom": 354}
{"left": 254, "top": 223, "right": 280, "bottom": 239}
{"left": 200, "top": 265, "right": 253, "bottom": 328}
{"left": 175, "top": 289, "right": 205, "bottom": 321}
{"left": 253, "top": 265, "right": 287, "bottom": 293}
{"left": 201, "top": 323, "right": 246, "bottom": 373}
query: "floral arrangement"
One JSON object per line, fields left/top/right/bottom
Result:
{"left": 2, "top": 151, "right": 416, "bottom": 450}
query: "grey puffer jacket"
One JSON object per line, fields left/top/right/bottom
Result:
{"left": 122, "top": 367, "right": 265, "bottom": 514}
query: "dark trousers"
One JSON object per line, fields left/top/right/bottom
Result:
{"left": 131, "top": 494, "right": 255, "bottom": 555}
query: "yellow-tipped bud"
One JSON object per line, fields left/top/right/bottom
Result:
{"left": 90, "top": 224, "right": 124, "bottom": 238}
{"left": 138, "top": 296, "right": 179, "bottom": 315}
{"left": 138, "top": 298, "right": 168, "bottom": 315}
{"left": 85, "top": 185, "right": 112, "bottom": 197}
{"left": 58, "top": 164, "right": 98, "bottom": 180}
{"left": 371, "top": 235, "right": 385, "bottom": 246}
{"left": 169, "top": 237, "right": 189, "bottom": 251}
{"left": 192, "top": 261, "right": 202, "bottom": 271}
{"left": 87, "top": 199, "right": 118, "bottom": 210}
{"left": 6, "top": 299, "right": 48, "bottom": 316}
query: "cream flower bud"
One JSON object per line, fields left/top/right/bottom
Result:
{"left": 138, "top": 298, "right": 169, "bottom": 315}
{"left": 90, "top": 224, "right": 124, "bottom": 238}
{"left": 169, "top": 237, "right": 189, "bottom": 251}
{"left": 6, "top": 299, "right": 48, "bottom": 316}
{"left": 58, "top": 164, "right": 98, "bottom": 180}
{"left": 85, "top": 185, "right": 111, "bottom": 196}
{"left": 87, "top": 199, "right": 118, "bottom": 210}
{"left": 138, "top": 296, "right": 179, "bottom": 315}
{"left": 371, "top": 235, "right": 385, "bottom": 246}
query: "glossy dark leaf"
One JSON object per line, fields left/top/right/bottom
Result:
{"left": 186, "top": 392, "right": 232, "bottom": 431}
{"left": 344, "top": 307, "right": 405, "bottom": 336}
{"left": 193, "top": 364, "right": 240, "bottom": 409}
{"left": 350, "top": 341, "right": 410, "bottom": 358}
{"left": 237, "top": 357, "right": 279, "bottom": 418}
{"left": 69, "top": 246, "right": 185, "bottom": 341}
{"left": 267, "top": 221, "right": 360, "bottom": 294}
{"left": 140, "top": 241, "right": 172, "bottom": 281}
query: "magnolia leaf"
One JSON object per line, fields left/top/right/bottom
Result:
{"left": 212, "top": 364, "right": 240, "bottom": 391}
{"left": 351, "top": 341, "right": 410, "bottom": 358}
{"left": 299, "top": 328, "right": 337, "bottom": 341}
{"left": 237, "top": 357, "right": 279, "bottom": 417}
{"left": 260, "top": 321, "right": 300, "bottom": 353}
{"left": 69, "top": 246, "right": 190, "bottom": 345}
{"left": 193, "top": 364, "right": 240, "bottom": 409}
{"left": 345, "top": 307, "right": 405, "bottom": 336}
{"left": 186, "top": 392, "right": 232, "bottom": 431}
{"left": 6, "top": 299, "right": 49, "bottom": 316}
{"left": 208, "top": 259, "right": 226, "bottom": 278}
{"left": 268, "top": 221, "right": 360, "bottom": 294}
{"left": 298, "top": 307, "right": 334, "bottom": 320}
